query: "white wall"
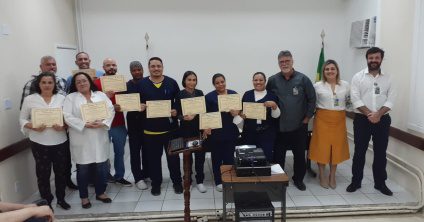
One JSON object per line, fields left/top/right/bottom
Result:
{"left": 79, "top": 0, "right": 348, "bottom": 93}
{"left": 0, "top": 0, "right": 77, "bottom": 202}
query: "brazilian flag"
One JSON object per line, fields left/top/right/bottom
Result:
{"left": 315, "top": 46, "right": 325, "bottom": 82}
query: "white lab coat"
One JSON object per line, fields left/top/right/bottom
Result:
{"left": 63, "top": 91, "right": 115, "bottom": 164}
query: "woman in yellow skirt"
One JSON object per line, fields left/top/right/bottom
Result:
{"left": 309, "top": 59, "right": 350, "bottom": 189}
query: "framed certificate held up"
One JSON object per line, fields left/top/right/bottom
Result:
{"left": 72, "top": 69, "right": 97, "bottom": 79}
{"left": 80, "top": 101, "right": 110, "bottom": 123}
{"left": 31, "top": 108, "right": 64, "bottom": 128}
{"left": 181, "top": 96, "right": 206, "bottom": 116}
{"left": 115, "top": 93, "right": 141, "bottom": 112}
{"left": 218, "top": 94, "right": 242, "bottom": 112}
{"left": 243, "top": 102, "right": 267, "bottom": 120}
{"left": 199, "top": 112, "right": 222, "bottom": 129}
{"left": 146, "top": 100, "right": 171, "bottom": 118}
{"left": 100, "top": 75, "right": 127, "bottom": 92}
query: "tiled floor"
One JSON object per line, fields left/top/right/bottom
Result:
{"left": 23, "top": 143, "right": 419, "bottom": 219}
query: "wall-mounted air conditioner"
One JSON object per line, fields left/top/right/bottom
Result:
{"left": 349, "top": 16, "right": 376, "bottom": 48}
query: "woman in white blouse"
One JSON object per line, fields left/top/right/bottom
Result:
{"left": 63, "top": 72, "right": 115, "bottom": 209}
{"left": 19, "top": 72, "right": 70, "bottom": 210}
{"left": 309, "top": 60, "right": 350, "bottom": 189}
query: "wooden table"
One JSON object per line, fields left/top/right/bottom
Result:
{"left": 220, "top": 165, "right": 289, "bottom": 222}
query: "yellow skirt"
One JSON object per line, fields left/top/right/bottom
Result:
{"left": 308, "top": 109, "right": 349, "bottom": 164}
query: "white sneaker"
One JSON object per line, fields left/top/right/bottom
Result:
{"left": 197, "top": 183, "right": 207, "bottom": 193}
{"left": 136, "top": 180, "right": 148, "bottom": 190}
{"left": 216, "top": 184, "right": 223, "bottom": 192}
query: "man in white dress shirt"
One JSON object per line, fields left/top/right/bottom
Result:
{"left": 347, "top": 47, "right": 395, "bottom": 196}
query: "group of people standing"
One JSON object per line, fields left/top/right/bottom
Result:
{"left": 18, "top": 46, "right": 395, "bottom": 212}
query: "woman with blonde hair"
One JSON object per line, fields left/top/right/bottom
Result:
{"left": 309, "top": 59, "right": 350, "bottom": 189}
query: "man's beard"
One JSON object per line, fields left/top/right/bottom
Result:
{"left": 367, "top": 61, "right": 381, "bottom": 72}
{"left": 106, "top": 69, "right": 117, "bottom": 75}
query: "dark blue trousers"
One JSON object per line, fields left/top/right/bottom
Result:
{"left": 351, "top": 114, "right": 391, "bottom": 186}
{"left": 242, "top": 128, "right": 276, "bottom": 162}
{"left": 209, "top": 139, "right": 236, "bottom": 185}
{"left": 143, "top": 132, "right": 182, "bottom": 188}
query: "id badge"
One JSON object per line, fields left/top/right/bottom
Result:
{"left": 374, "top": 86, "right": 380, "bottom": 95}
{"left": 334, "top": 97, "right": 339, "bottom": 107}
{"left": 293, "top": 87, "right": 299, "bottom": 96}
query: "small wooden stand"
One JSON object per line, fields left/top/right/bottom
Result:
{"left": 168, "top": 137, "right": 203, "bottom": 222}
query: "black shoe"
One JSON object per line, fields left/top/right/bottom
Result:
{"left": 115, "top": 178, "right": 132, "bottom": 187}
{"left": 346, "top": 183, "right": 361, "bottom": 192}
{"left": 108, "top": 174, "right": 115, "bottom": 183}
{"left": 67, "top": 180, "right": 78, "bottom": 190}
{"left": 57, "top": 200, "right": 71, "bottom": 210}
{"left": 173, "top": 183, "right": 183, "bottom": 194}
{"left": 151, "top": 186, "right": 161, "bottom": 196}
{"left": 374, "top": 183, "right": 393, "bottom": 196}
{"left": 293, "top": 180, "right": 306, "bottom": 191}
{"left": 96, "top": 196, "right": 112, "bottom": 203}
{"left": 82, "top": 201, "right": 92, "bottom": 209}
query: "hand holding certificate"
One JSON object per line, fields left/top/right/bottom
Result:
{"left": 146, "top": 100, "right": 171, "bottom": 118}
{"left": 181, "top": 96, "right": 206, "bottom": 115}
{"left": 243, "top": 102, "right": 267, "bottom": 120}
{"left": 218, "top": 94, "right": 241, "bottom": 112}
{"left": 80, "top": 101, "right": 110, "bottom": 123}
{"left": 199, "top": 112, "right": 222, "bottom": 129}
{"left": 31, "top": 108, "right": 64, "bottom": 128}
{"left": 115, "top": 93, "right": 141, "bottom": 111}
{"left": 100, "top": 75, "right": 127, "bottom": 92}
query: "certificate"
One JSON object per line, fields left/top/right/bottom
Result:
{"left": 115, "top": 93, "right": 141, "bottom": 111}
{"left": 72, "top": 69, "right": 97, "bottom": 79}
{"left": 181, "top": 96, "right": 206, "bottom": 115}
{"left": 80, "top": 101, "right": 110, "bottom": 123}
{"left": 146, "top": 100, "right": 171, "bottom": 118}
{"left": 31, "top": 108, "right": 63, "bottom": 127}
{"left": 218, "top": 94, "right": 241, "bottom": 112}
{"left": 199, "top": 112, "right": 222, "bottom": 129}
{"left": 243, "top": 102, "right": 267, "bottom": 120}
{"left": 100, "top": 75, "right": 127, "bottom": 92}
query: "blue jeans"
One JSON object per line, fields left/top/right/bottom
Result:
{"left": 76, "top": 160, "right": 108, "bottom": 198}
{"left": 108, "top": 125, "right": 128, "bottom": 180}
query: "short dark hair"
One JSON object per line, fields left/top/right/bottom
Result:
{"left": 148, "top": 57, "right": 163, "bottom": 66}
{"left": 34, "top": 72, "right": 58, "bottom": 94}
{"left": 212, "top": 73, "right": 225, "bottom": 84}
{"left": 321, "top": 59, "right": 341, "bottom": 84}
{"left": 366, "top": 47, "right": 385, "bottom": 59}
{"left": 69, "top": 72, "right": 98, "bottom": 93}
{"left": 252, "top": 72, "right": 267, "bottom": 82}
{"left": 75, "top": 51, "right": 89, "bottom": 60}
{"left": 277, "top": 50, "right": 293, "bottom": 59}
{"left": 181, "top": 71, "right": 197, "bottom": 88}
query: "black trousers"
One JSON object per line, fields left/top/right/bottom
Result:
{"left": 143, "top": 132, "right": 182, "bottom": 188}
{"left": 352, "top": 114, "right": 391, "bottom": 186}
{"left": 128, "top": 129, "right": 149, "bottom": 183}
{"left": 273, "top": 124, "right": 307, "bottom": 182}
{"left": 64, "top": 139, "right": 73, "bottom": 183}
{"left": 30, "top": 141, "right": 67, "bottom": 203}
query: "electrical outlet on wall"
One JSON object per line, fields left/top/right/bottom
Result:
{"left": 15, "top": 181, "right": 21, "bottom": 193}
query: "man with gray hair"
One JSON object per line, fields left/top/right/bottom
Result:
{"left": 19, "top": 56, "right": 67, "bottom": 109}
{"left": 266, "top": 50, "right": 316, "bottom": 191}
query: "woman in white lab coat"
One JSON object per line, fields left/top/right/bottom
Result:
{"left": 63, "top": 72, "right": 115, "bottom": 209}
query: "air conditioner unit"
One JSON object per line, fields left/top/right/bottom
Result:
{"left": 349, "top": 16, "right": 376, "bottom": 48}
